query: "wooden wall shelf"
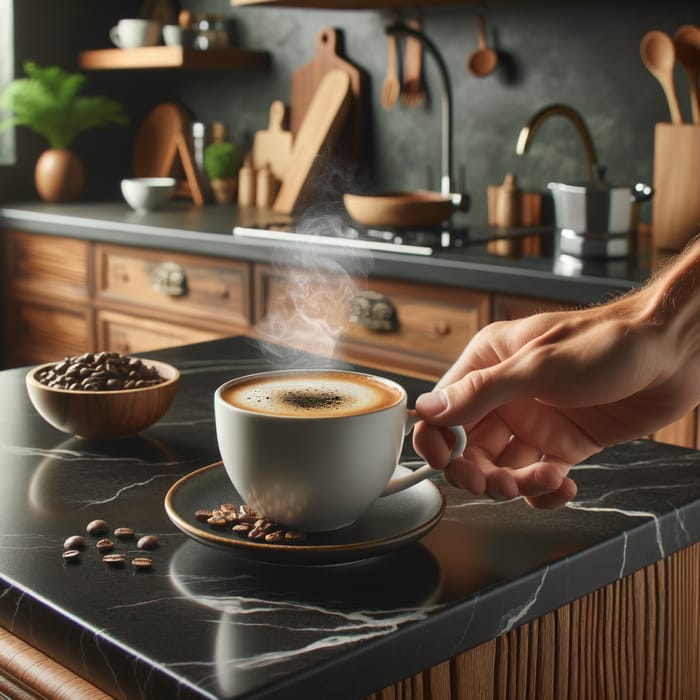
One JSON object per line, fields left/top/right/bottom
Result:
{"left": 232, "top": 0, "right": 470, "bottom": 7}
{"left": 78, "top": 46, "right": 270, "bottom": 71}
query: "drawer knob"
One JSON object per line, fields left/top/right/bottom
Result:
{"left": 434, "top": 320, "right": 451, "bottom": 337}
{"left": 349, "top": 291, "right": 399, "bottom": 332}
{"left": 153, "top": 262, "right": 187, "bottom": 297}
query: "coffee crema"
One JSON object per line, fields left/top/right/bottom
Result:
{"left": 222, "top": 371, "right": 403, "bottom": 418}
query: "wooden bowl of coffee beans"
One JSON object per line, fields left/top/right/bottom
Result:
{"left": 26, "top": 352, "right": 180, "bottom": 440}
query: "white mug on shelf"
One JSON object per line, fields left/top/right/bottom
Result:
{"left": 109, "top": 19, "right": 161, "bottom": 50}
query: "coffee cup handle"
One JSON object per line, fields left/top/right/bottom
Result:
{"left": 109, "top": 26, "right": 122, "bottom": 48}
{"left": 381, "top": 410, "right": 467, "bottom": 497}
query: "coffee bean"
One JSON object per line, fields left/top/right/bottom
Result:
{"left": 248, "top": 527, "right": 265, "bottom": 540}
{"left": 86, "top": 519, "right": 109, "bottom": 536}
{"left": 114, "top": 527, "right": 135, "bottom": 540}
{"left": 137, "top": 535, "right": 158, "bottom": 550}
{"left": 62, "top": 549, "right": 81, "bottom": 562}
{"left": 102, "top": 553, "right": 126, "bottom": 566}
{"left": 284, "top": 531, "right": 307, "bottom": 542}
{"left": 36, "top": 353, "right": 165, "bottom": 392}
{"left": 131, "top": 557, "right": 153, "bottom": 570}
{"left": 96, "top": 539, "right": 114, "bottom": 553}
{"left": 197, "top": 503, "right": 309, "bottom": 546}
{"left": 63, "top": 535, "right": 85, "bottom": 550}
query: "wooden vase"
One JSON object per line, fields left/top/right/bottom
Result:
{"left": 210, "top": 178, "right": 237, "bottom": 204}
{"left": 34, "top": 149, "right": 85, "bottom": 203}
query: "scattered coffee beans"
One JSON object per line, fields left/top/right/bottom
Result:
{"left": 114, "top": 527, "right": 135, "bottom": 540}
{"left": 196, "top": 503, "right": 307, "bottom": 545}
{"left": 36, "top": 352, "right": 165, "bottom": 392}
{"left": 102, "top": 553, "right": 126, "bottom": 566}
{"left": 62, "top": 549, "right": 81, "bottom": 562}
{"left": 96, "top": 538, "right": 114, "bottom": 553}
{"left": 63, "top": 520, "right": 161, "bottom": 573}
{"left": 86, "top": 519, "right": 109, "bottom": 536}
{"left": 63, "top": 535, "right": 85, "bottom": 550}
{"left": 137, "top": 535, "right": 158, "bottom": 550}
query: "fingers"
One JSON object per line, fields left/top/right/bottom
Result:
{"left": 525, "top": 477, "right": 578, "bottom": 509}
{"left": 416, "top": 359, "right": 535, "bottom": 429}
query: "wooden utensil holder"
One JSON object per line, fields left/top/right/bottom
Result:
{"left": 652, "top": 124, "right": 700, "bottom": 250}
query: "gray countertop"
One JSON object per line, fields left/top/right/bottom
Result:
{"left": 0, "top": 200, "right": 653, "bottom": 306}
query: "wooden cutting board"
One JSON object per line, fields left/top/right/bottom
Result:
{"left": 132, "top": 102, "right": 204, "bottom": 206}
{"left": 273, "top": 70, "right": 352, "bottom": 214}
{"left": 252, "top": 100, "right": 293, "bottom": 180}
{"left": 290, "top": 27, "right": 364, "bottom": 153}
{"left": 133, "top": 102, "right": 189, "bottom": 178}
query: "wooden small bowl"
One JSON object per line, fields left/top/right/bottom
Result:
{"left": 343, "top": 191, "right": 453, "bottom": 229}
{"left": 26, "top": 358, "right": 180, "bottom": 440}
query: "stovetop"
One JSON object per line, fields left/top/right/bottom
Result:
{"left": 233, "top": 221, "right": 553, "bottom": 256}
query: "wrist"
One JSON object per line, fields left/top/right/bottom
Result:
{"left": 638, "top": 236, "right": 700, "bottom": 365}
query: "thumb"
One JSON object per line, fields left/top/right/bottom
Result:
{"left": 415, "top": 363, "right": 528, "bottom": 426}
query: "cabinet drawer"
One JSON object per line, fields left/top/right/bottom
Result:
{"left": 97, "top": 309, "right": 223, "bottom": 356}
{"left": 255, "top": 266, "right": 489, "bottom": 380}
{"left": 95, "top": 244, "right": 251, "bottom": 330}
{"left": 492, "top": 293, "right": 572, "bottom": 321}
{"left": 5, "top": 300, "right": 91, "bottom": 366}
{"left": 5, "top": 231, "right": 89, "bottom": 302}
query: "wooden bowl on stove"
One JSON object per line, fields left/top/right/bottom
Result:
{"left": 343, "top": 191, "right": 453, "bottom": 229}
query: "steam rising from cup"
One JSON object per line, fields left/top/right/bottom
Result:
{"left": 254, "top": 214, "right": 371, "bottom": 367}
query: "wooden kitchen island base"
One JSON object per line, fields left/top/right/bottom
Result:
{"left": 0, "top": 541, "right": 697, "bottom": 699}
{"left": 371, "top": 540, "right": 700, "bottom": 700}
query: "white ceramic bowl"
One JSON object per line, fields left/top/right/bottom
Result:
{"left": 121, "top": 177, "right": 177, "bottom": 213}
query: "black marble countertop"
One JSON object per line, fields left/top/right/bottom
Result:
{"left": 1, "top": 336, "right": 700, "bottom": 699}
{"left": 0, "top": 201, "right": 654, "bottom": 305}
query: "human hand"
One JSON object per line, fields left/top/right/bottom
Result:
{"left": 413, "top": 290, "right": 700, "bottom": 508}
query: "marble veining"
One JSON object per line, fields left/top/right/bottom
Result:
{"left": 0, "top": 338, "right": 699, "bottom": 699}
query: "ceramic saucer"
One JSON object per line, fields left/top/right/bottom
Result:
{"left": 164, "top": 462, "right": 445, "bottom": 565}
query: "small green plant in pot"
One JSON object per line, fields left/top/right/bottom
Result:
{"left": 204, "top": 141, "right": 242, "bottom": 204}
{"left": 0, "top": 61, "right": 129, "bottom": 202}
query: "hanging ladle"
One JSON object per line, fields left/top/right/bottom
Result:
{"left": 467, "top": 14, "right": 498, "bottom": 77}
{"left": 640, "top": 30, "right": 683, "bottom": 124}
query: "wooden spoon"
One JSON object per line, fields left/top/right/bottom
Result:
{"left": 640, "top": 30, "right": 683, "bottom": 124}
{"left": 381, "top": 34, "right": 400, "bottom": 110}
{"left": 673, "top": 24, "right": 700, "bottom": 124}
{"left": 467, "top": 14, "right": 498, "bottom": 77}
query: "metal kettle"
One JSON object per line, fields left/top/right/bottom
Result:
{"left": 548, "top": 167, "right": 654, "bottom": 235}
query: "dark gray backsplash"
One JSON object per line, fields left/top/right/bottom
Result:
{"left": 2, "top": 1, "right": 698, "bottom": 226}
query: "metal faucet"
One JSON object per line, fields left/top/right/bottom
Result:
{"left": 515, "top": 103, "right": 599, "bottom": 180}
{"left": 385, "top": 22, "right": 467, "bottom": 209}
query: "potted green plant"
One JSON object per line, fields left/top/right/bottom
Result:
{"left": 204, "top": 141, "right": 241, "bottom": 204}
{"left": 0, "top": 61, "right": 129, "bottom": 202}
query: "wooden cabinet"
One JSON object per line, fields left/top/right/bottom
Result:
{"left": 94, "top": 244, "right": 252, "bottom": 356}
{"left": 492, "top": 293, "right": 574, "bottom": 321}
{"left": 3, "top": 231, "right": 93, "bottom": 366}
{"left": 2, "top": 234, "right": 254, "bottom": 367}
{"left": 96, "top": 309, "right": 223, "bottom": 356}
{"left": 255, "top": 264, "right": 489, "bottom": 380}
{"left": 94, "top": 243, "right": 252, "bottom": 335}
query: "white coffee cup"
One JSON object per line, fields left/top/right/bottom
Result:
{"left": 214, "top": 369, "right": 466, "bottom": 532}
{"left": 109, "top": 19, "right": 161, "bottom": 49}
{"left": 162, "top": 24, "right": 183, "bottom": 47}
